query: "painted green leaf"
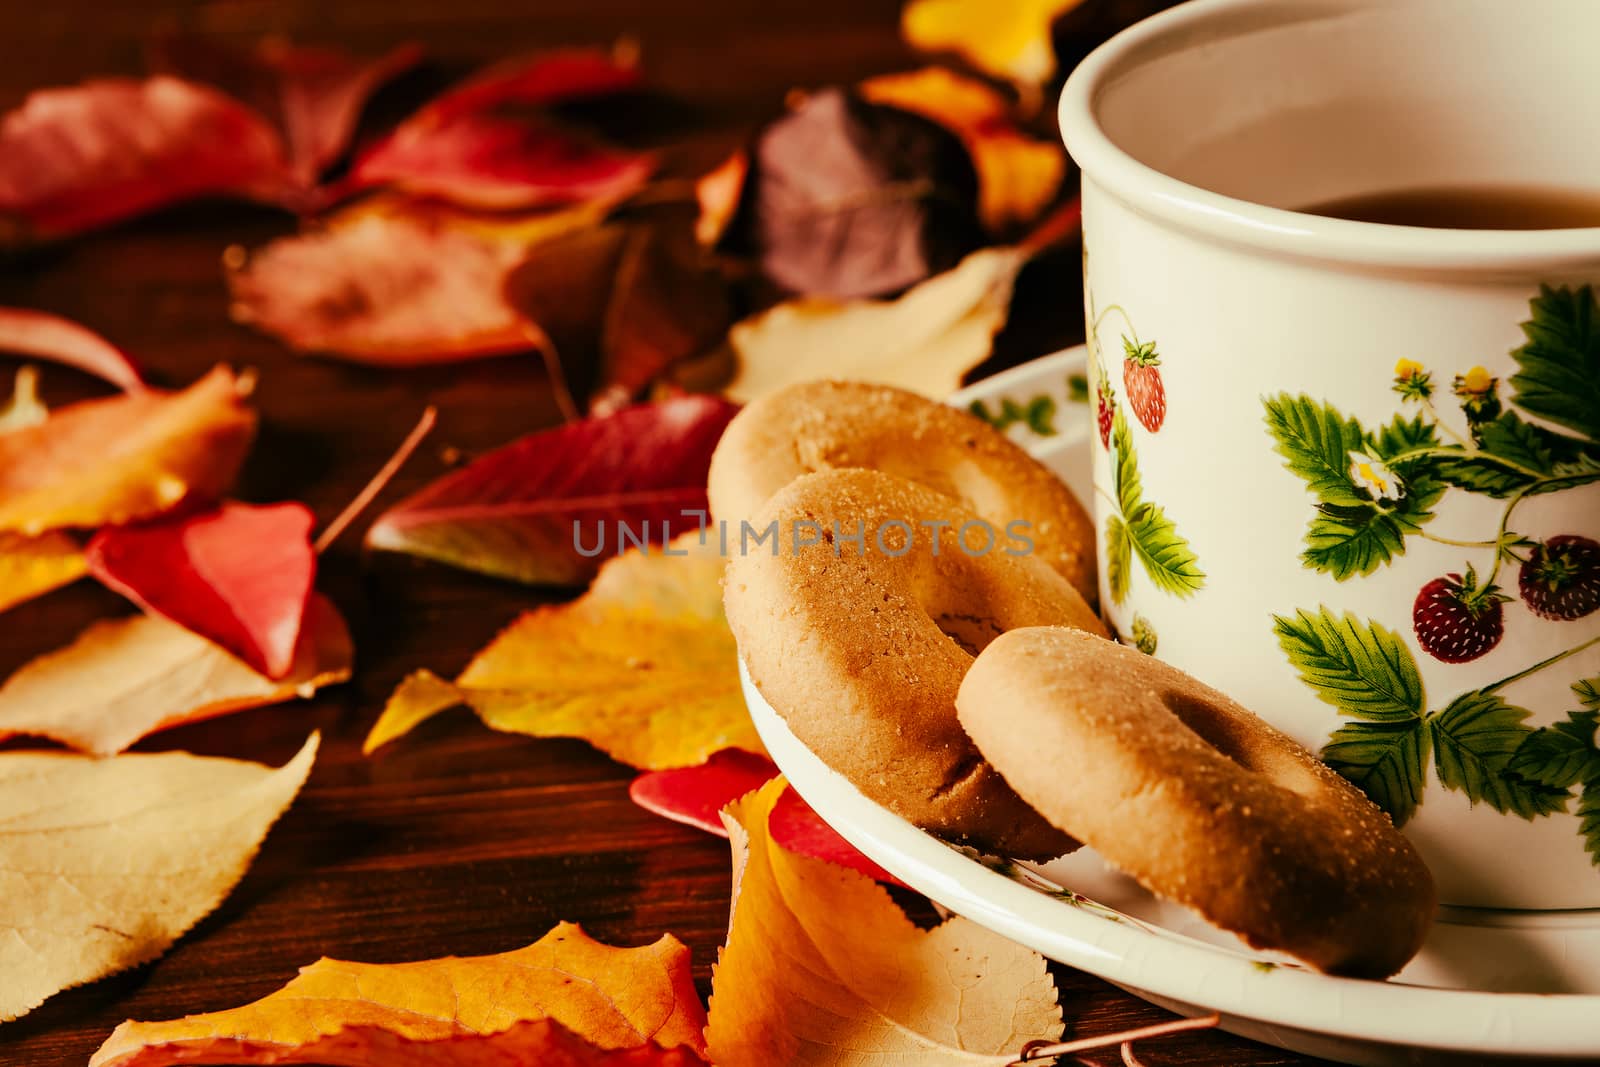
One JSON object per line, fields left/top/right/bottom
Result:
{"left": 1434, "top": 454, "right": 1536, "bottom": 498}
{"left": 1067, "top": 373, "right": 1089, "bottom": 405}
{"left": 1109, "top": 404, "right": 1142, "bottom": 517}
{"left": 1321, "top": 718, "right": 1430, "bottom": 826}
{"left": 1475, "top": 412, "right": 1558, "bottom": 473}
{"left": 1533, "top": 451, "right": 1600, "bottom": 496}
{"left": 1273, "top": 608, "right": 1424, "bottom": 722}
{"left": 1508, "top": 710, "right": 1600, "bottom": 789}
{"left": 1125, "top": 502, "right": 1204, "bottom": 597}
{"left": 1372, "top": 412, "right": 1440, "bottom": 461}
{"left": 1262, "top": 393, "right": 1368, "bottom": 507}
{"left": 1302, "top": 504, "right": 1408, "bottom": 580}
{"left": 1431, "top": 691, "right": 1572, "bottom": 819}
{"left": 1510, "top": 284, "right": 1600, "bottom": 443}
{"left": 1580, "top": 781, "right": 1600, "bottom": 867}
{"left": 1104, "top": 513, "right": 1131, "bottom": 606}
{"left": 1576, "top": 677, "right": 1600, "bottom": 710}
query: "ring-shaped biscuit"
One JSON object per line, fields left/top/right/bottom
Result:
{"left": 956, "top": 626, "right": 1436, "bottom": 978}
{"left": 724, "top": 468, "right": 1105, "bottom": 860}
{"left": 708, "top": 380, "right": 1098, "bottom": 605}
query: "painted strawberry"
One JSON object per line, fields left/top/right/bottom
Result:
{"left": 1413, "top": 566, "right": 1509, "bottom": 663}
{"left": 1121, "top": 337, "right": 1165, "bottom": 432}
{"left": 1520, "top": 535, "right": 1600, "bottom": 620}
{"left": 1095, "top": 376, "right": 1115, "bottom": 447}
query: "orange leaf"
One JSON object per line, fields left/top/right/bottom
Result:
{"left": 0, "top": 365, "right": 255, "bottom": 535}
{"left": 90, "top": 922, "right": 709, "bottom": 1067}
{"left": 693, "top": 150, "right": 746, "bottom": 247}
{"left": 0, "top": 530, "right": 86, "bottom": 613}
{"left": 0, "top": 594, "right": 351, "bottom": 756}
{"left": 366, "top": 535, "right": 761, "bottom": 768}
{"left": 706, "top": 778, "right": 1062, "bottom": 1066}
{"left": 901, "top": 0, "right": 1087, "bottom": 98}
{"left": 859, "top": 67, "right": 1064, "bottom": 230}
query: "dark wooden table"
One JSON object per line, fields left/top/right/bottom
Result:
{"left": 0, "top": 2, "right": 1324, "bottom": 1064}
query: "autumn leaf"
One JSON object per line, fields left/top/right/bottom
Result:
{"left": 693, "top": 150, "right": 747, "bottom": 246}
{"left": 226, "top": 196, "right": 602, "bottom": 364}
{"left": 707, "top": 778, "right": 1062, "bottom": 1065}
{"left": 341, "top": 48, "right": 653, "bottom": 211}
{"left": 0, "top": 734, "right": 317, "bottom": 1022}
{"left": 0, "top": 595, "right": 351, "bottom": 756}
{"left": 0, "top": 365, "right": 256, "bottom": 535}
{"left": 90, "top": 921, "right": 709, "bottom": 1066}
{"left": 151, "top": 35, "right": 423, "bottom": 188}
{"left": 859, "top": 67, "right": 1064, "bottom": 230}
{"left": 87, "top": 502, "right": 315, "bottom": 679}
{"left": 725, "top": 246, "right": 1025, "bottom": 401}
{"left": 0, "top": 76, "right": 289, "bottom": 242}
{"left": 366, "top": 395, "right": 738, "bottom": 586}
{"left": 0, "top": 530, "right": 87, "bottom": 613}
{"left": 716, "top": 86, "right": 983, "bottom": 299}
{"left": 0, "top": 306, "right": 143, "bottom": 389}
{"left": 367, "top": 536, "right": 760, "bottom": 768}
{"left": 901, "top": 0, "right": 1086, "bottom": 98}
{"left": 0, "top": 365, "right": 47, "bottom": 433}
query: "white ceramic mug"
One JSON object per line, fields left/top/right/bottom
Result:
{"left": 1060, "top": 0, "right": 1600, "bottom": 909}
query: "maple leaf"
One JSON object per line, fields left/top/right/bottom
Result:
{"left": 90, "top": 921, "right": 709, "bottom": 1066}
{"left": 725, "top": 246, "right": 1025, "bottom": 402}
{"left": 365, "top": 395, "right": 738, "bottom": 586}
{"left": 707, "top": 778, "right": 1063, "bottom": 1065}
{"left": 340, "top": 48, "right": 653, "bottom": 211}
{"left": 0, "top": 365, "right": 256, "bottom": 535}
{"left": 0, "top": 595, "right": 351, "bottom": 756}
{"left": 859, "top": 67, "right": 1064, "bottom": 231}
{"left": 901, "top": 0, "right": 1087, "bottom": 99}
{"left": 366, "top": 536, "right": 761, "bottom": 769}
{"left": 0, "top": 306, "right": 143, "bottom": 389}
{"left": 0, "top": 76, "right": 290, "bottom": 243}
{"left": 88, "top": 502, "right": 316, "bottom": 679}
{"left": 0, "top": 734, "right": 317, "bottom": 1022}
{"left": 0, "top": 530, "right": 87, "bottom": 614}
{"left": 151, "top": 35, "right": 423, "bottom": 188}
{"left": 226, "top": 195, "right": 603, "bottom": 364}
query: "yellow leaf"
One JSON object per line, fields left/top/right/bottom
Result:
{"left": 367, "top": 536, "right": 761, "bottom": 768}
{"left": 0, "top": 365, "right": 256, "bottom": 535}
{"left": 90, "top": 921, "right": 710, "bottom": 1066}
{"left": 901, "top": 0, "right": 1087, "bottom": 96}
{"left": 726, "top": 246, "right": 1024, "bottom": 403}
{"left": 0, "top": 530, "right": 86, "bottom": 613}
{"left": 860, "top": 67, "right": 1064, "bottom": 229}
{"left": 0, "top": 364, "right": 47, "bottom": 433}
{"left": 707, "top": 778, "right": 1063, "bottom": 1066}
{"left": 0, "top": 595, "right": 352, "bottom": 756}
{"left": 0, "top": 734, "right": 317, "bottom": 1022}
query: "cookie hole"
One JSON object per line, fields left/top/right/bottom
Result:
{"left": 1163, "top": 689, "right": 1257, "bottom": 769}
{"left": 934, "top": 612, "right": 1004, "bottom": 658}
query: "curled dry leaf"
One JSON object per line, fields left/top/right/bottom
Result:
{"left": 0, "top": 531, "right": 87, "bottom": 614}
{"left": 716, "top": 87, "right": 983, "bottom": 299}
{"left": 367, "top": 535, "right": 760, "bottom": 769}
{"left": 152, "top": 35, "right": 423, "bottom": 188}
{"left": 0, "top": 364, "right": 47, "bottom": 433}
{"left": 725, "top": 245, "right": 1025, "bottom": 402}
{"left": 365, "top": 394, "right": 738, "bottom": 585}
{"left": 707, "top": 778, "right": 1063, "bottom": 1066}
{"left": 629, "top": 752, "right": 903, "bottom": 886}
{"left": 859, "top": 67, "right": 1064, "bottom": 231}
{"left": 0, "top": 734, "right": 318, "bottom": 1022}
{"left": 901, "top": 0, "right": 1087, "bottom": 99}
{"left": 0, "top": 76, "right": 289, "bottom": 242}
{"left": 0, "top": 365, "right": 256, "bottom": 535}
{"left": 0, "top": 306, "right": 143, "bottom": 390}
{"left": 90, "top": 921, "right": 709, "bottom": 1066}
{"left": 87, "top": 502, "right": 316, "bottom": 680}
{"left": 226, "top": 196, "right": 601, "bottom": 363}
{"left": 0, "top": 595, "right": 351, "bottom": 756}
{"left": 343, "top": 48, "right": 653, "bottom": 211}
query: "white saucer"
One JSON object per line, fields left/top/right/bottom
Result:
{"left": 737, "top": 348, "right": 1600, "bottom": 1066}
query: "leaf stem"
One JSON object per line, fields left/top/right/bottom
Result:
{"left": 1004, "top": 1014, "right": 1220, "bottom": 1064}
{"left": 1418, "top": 531, "right": 1500, "bottom": 549}
{"left": 1092, "top": 303, "right": 1140, "bottom": 346}
{"left": 1483, "top": 634, "right": 1600, "bottom": 696}
{"left": 315, "top": 407, "right": 437, "bottom": 555}
{"left": 1485, "top": 482, "right": 1537, "bottom": 587}
{"left": 1419, "top": 394, "right": 1473, "bottom": 449}
{"left": 1094, "top": 484, "right": 1120, "bottom": 515}
{"left": 1382, "top": 443, "right": 1545, "bottom": 480}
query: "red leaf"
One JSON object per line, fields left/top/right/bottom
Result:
{"left": 153, "top": 35, "right": 423, "bottom": 187}
{"left": 366, "top": 395, "right": 738, "bottom": 586}
{"left": 770, "top": 783, "right": 905, "bottom": 888}
{"left": 0, "top": 76, "right": 289, "bottom": 241}
{"left": 0, "top": 307, "right": 143, "bottom": 390}
{"left": 342, "top": 49, "right": 652, "bottom": 211}
{"left": 630, "top": 749, "right": 777, "bottom": 835}
{"left": 86, "top": 502, "right": 316, "bottom": 680}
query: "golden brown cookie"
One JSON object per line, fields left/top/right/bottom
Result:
{"left": 707, "top": 380, "right": 1097, "bottom": 605}
{"left": 723, "top": 468, "right": 1105, "bottom": 860}
{"left": 957, "top": 626, "right": 1436, "bottom": 978}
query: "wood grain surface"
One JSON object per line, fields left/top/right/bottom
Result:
{"left": 0, "top": 2, "right": 1327, "bottom": 1063}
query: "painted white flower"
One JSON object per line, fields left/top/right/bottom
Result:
{"left": 1348, "top": 450, "right": 1404, "bottom": 503}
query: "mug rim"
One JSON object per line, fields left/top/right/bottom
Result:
{"left": 1058, "top": 0, "right": 1600, "bottom": 273}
